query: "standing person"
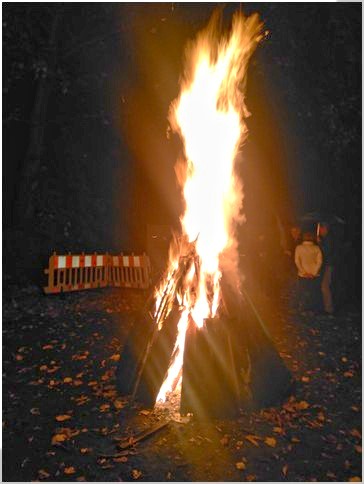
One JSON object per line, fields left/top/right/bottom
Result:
{"left": 294, "top": 232, "right": 323, "bottom": 313}
{"left": 284, "top": 225, "right": 302, "bottom": 260}
{"left": 318, "top": 222, "right": 335, "bottom": 315}
{"left": 283, "top": 225, "right": 302, "bottom": 306}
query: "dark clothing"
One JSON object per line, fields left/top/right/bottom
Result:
{"left": 297, "top": 276, "right": 321, "bottom": 311}
{"left": 319, "top": 234, "right": 335, "bottom": 313}
{"left": 319, "top": 235, "right": 335, "bottom": 267}
{"left": 321, "top": 265, "right": 334, "bottom": 313}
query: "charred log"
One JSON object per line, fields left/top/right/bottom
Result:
{"left": 133, "top": 305, "right": 182, "bottom": 407}
{"left": 115, "top": 310, "right": 155, "bottom": 397}
{"left": 220, "top": 274, "right": 293, "bottom": 409}
{"left": 180, "top": 316, "right": 240, "bottom": 419}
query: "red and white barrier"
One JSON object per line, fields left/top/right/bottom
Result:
{"left": 108, "top": 254, "right": 151, "bottom": 289}
{"left": 44, "top": 252, "right": 151, "bottom": 294}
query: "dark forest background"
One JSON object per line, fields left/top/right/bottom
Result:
{"left": 3, "top": 3, "right": 361, "bottom": 296}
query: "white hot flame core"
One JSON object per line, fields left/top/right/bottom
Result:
{"left": 154, "top": 11, "right": 263, "bottom": 403}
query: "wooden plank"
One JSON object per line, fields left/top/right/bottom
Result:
{"left": 180, "top": 317, "right": 240, "bottom": 419}
{"left": 133, "top": 306, "right": 182, "bottom": 407}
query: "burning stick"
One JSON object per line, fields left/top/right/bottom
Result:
{"left": 130, "top": 242, "right": 201, "bottom": 404}
{"left": 116, "top": 421, "right": 170, "bottom": 450}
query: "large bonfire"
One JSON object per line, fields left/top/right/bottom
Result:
{"left": 154, "top": 11, "right": 264, "bottom": 404}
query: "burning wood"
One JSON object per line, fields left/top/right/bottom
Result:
{"left": 117, "top": 9, "right": 292, "bottom": 417}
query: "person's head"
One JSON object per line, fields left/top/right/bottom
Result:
{"left": 303, "top": 232, "right": 314, "bottom": 242}
{"left": 319, "top": 223, "right": 329, "bottom": 238}
{"left": 290, "top": 226, "right": 301, "bottom": 241}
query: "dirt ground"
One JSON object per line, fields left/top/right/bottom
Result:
{"left": 3, "top": 283, "right": 362, "bottom": 482}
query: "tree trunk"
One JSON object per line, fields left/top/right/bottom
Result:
{"left": 13, "top": 7, "right": 63, "bottom": 226}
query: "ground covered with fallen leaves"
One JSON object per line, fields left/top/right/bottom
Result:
{"left": 3, "top": 283, "right": 362, "bottom": 482}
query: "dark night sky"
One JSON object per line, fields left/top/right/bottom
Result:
{"left": 3, "top": 2, "right": 361, "bottom": 280}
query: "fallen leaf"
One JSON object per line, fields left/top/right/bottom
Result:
{"left": 88, "top": 381, "right": 98, "bottom": 387}
{"left": 139, "top": 410, "right": 150, "bottom": 416}
{"left": 354, "top": 445, "right": 362, "bottom": 454}
{"left": 349, "top": 477, "right": 361, "bottom": 482}
{"left": 245, "top": 435, "right": 260, "bottom": 447}
{"left": 72, "top": 352, "right": 89, "bottom": 361}
{"left": 344, "top": 371, "right": 354, "bottom": 378}
{"left": 246, "top": 475, "right": 256, "bottom": 482}
{"left": 220, "top": 434, "right": 230, "bottom": 446}
{"left": 15, "top": 354, "right": 24, "bottom": 361}
{"left": 63, "top": 377, "right": 73, "bottom": 383}
{"left": 301, "top": 376, "right": 310, "bottom": 383}
{"left": 51, "top": 433, "right": 67, "bottom": 445}
{"left": 273, "top": 427, "right": 284, "bottom": 435}
{"left": 42, "top": 345, "right": 53, "bottom": 350}
{"left": 101, "top": 371, "right": 113, "bottom": 381}
{"left": 296, "top": 400, "right": 309, "bottom": 410}
{"left": 110, "top": 354, "right": 120, "bottom": 361}
{"left": 282, "top": 464, "right": 288, "bottom": 477}
{"left": 73, "top": 380, "right": 83, "bottom": 386}
{"left": 264, "top": 437, "right": 277, "bottom": 448}
{"left": 113, "top": 456, "right": 128, "bottom": 463}
{"left": 350, "top": 429, "right": 361, "bottom": 439}
{"left": 100, "top": 404, "right": 110, "bottom": 412}
{"left": 75, "top": 395, "right": 89, "bottom": 406}
{"left": 30, "top": 408, "right": 40, "bottom": 415}
{"left": 235, "top": 462, "right": 246, "bottom": 470}
{"left": 64, "top": 466, "right": 76, "bottom": 475}
{"left": 80, "top": 448, "right": 91, "bottom": 454}
{"left": 103, "top": 390, "right": 117, "bottom": 398}
{"left": 47, "top": 366, "right": 60, "bottom": 374}
{"left": 39, "top": 365, "right": 48, "bottom": 371}
{"left": 55, "top": 415, "right": 72, "bottom": 422}
{"left": 132, "top": 469, "right": 142, "bottom": 480}
{"left": 38, "top": 469, "right": 50, "bottom": 479}
{"left": 114, "top": 399, "right": 126, "bottom": 410}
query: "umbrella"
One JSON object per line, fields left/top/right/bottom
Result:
{"left": 299, "top": 212, "right": 346, "bottom": 225}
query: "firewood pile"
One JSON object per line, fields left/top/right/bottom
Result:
{"left": 116, "top": 239, "right": 293, "bottom": 419}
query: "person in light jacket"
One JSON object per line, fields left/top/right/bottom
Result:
{"left": 294, "top": 232, "right": 323, "bottom": 313}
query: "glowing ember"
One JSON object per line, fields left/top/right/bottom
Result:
{"left": 155, "top": 10, "right": 263, "bottom": 403}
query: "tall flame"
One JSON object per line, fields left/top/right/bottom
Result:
{"left": 155, "top": 10, "right": 263, "bottom": 402}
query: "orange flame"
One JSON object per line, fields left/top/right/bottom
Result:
{"left": 155, "top": 10, "right": 263, "bottom": 403}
